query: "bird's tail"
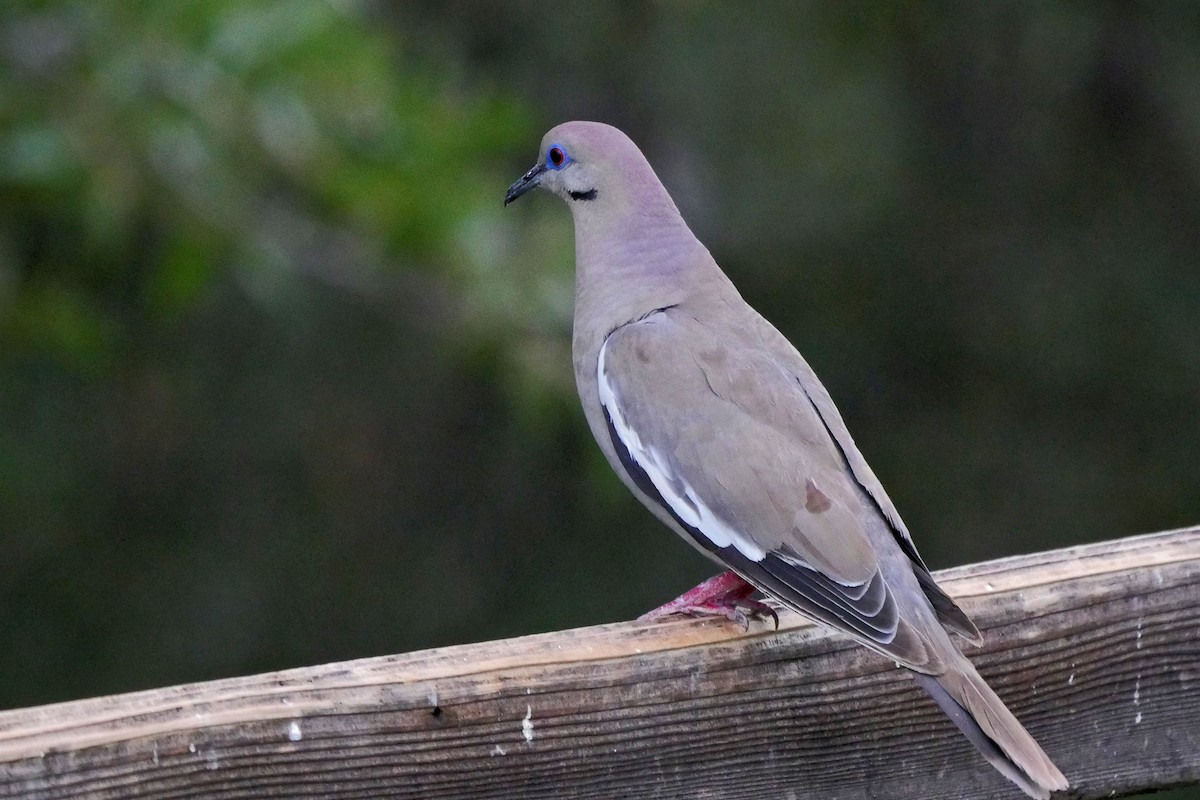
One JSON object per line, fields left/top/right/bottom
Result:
{"left": 914, "top": 660, "right": 1068, "bottom": 799}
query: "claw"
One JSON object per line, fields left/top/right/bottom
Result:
{"left": 640, "top": 571, "right": 779, "bottom": 630}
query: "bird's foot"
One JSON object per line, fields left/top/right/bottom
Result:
{"left": 639, "top": 571, "right": 778, "bottom": 630}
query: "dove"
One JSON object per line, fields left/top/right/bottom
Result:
{"left": 505, "top": 121, "right": 1067, "bottom": 798}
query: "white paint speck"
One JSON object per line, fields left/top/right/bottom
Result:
{"left": 1133, "top": 675, "right": 1141, "bottom": 705}
{"left": 491, "top": 744, "right": 507, "bottom": 756}
{"left": 522, "top": 705, "right": 535, "bottom": 743}
{"left": 1136, "top": 620, "right": 1143, "bottom": 649}
{"left": 1135, "top": 712, "right": 1143, "bottom": 724}
{"left": 188, "top": 743, "right": 197, "bottom": 754}
{"left": 984, "top": 582, "right": 995, "bottom": 592}
{"left": 288, "top": 721, "right": 303, "bottom": 742}
{"left": 1068, "top": 674, "right": 1075, "bottom": 686}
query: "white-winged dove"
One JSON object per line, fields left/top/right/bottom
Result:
{"left": 505, "top": 121, "right": 1067, "bottom": 798}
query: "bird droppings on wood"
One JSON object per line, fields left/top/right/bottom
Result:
{"left": 491, "top": 744, "right": 507, "bottom": 756}
{"left": 522, "top": 705, "right": 534, "bottom": 743}
{"left": 288, "top": 721, "right": 302, "bottom": 742}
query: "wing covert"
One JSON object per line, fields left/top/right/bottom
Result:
{"left": 597, "top": 308, "right": 942, "bottom": 669}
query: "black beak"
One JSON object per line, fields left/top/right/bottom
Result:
{"left": 504, "top": 162, "right": 545, "bottom": 206}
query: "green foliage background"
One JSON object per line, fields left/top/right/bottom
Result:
{"left": 1, "top": 3, "right": 1198, "bottom": 794}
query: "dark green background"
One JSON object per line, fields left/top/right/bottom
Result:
{"left": 1, "top": 2, "right": 1197, "bottom": 796}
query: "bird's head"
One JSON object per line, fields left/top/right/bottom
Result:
{"left": 504, "top": 121, "right": 674, "bottom": 217}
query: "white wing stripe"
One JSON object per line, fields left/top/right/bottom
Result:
{"left": 598, "top": 338, "right": 766, "bottom": 562}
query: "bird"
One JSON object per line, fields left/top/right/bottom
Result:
{"left": 504, "top": 121, "right": 1068, "bottom": 798}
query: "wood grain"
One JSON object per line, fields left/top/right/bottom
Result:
{"left": 0, "top": 527, "right": 1197, "bottom": 799}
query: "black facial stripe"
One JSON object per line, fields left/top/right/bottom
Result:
{"left": 569, "top": 189, "right": 598, "bottom": 201}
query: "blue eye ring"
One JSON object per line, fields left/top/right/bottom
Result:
{"left": 545, "top": 143, "right": 570, "bottom": 170}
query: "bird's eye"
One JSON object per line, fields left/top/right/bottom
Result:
{"left": 546, "top": 144, "right": 569, "bottom": 170}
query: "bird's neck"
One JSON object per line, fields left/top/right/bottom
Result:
{"left": 569, "top": 206, "right": 737, "bottom": 370}
{"left": 575, "top": 209, "right": 703, "bottom": 302}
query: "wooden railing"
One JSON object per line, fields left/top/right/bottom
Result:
{"left": 1, "top": 528, "right": 1197, "bottom": 799}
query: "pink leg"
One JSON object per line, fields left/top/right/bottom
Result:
{"left": 640, "top": 571, "right": 778, "bottom": 630}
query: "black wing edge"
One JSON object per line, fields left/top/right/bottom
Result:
{"left": 795, "top": 381, "right": 981, "bottom": 644}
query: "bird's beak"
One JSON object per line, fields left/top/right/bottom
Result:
{"left": 504, "top": 162, "right": 545, "bottom": 206}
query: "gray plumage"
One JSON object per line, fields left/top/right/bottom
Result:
{"left": 505, "top": 121, "right": 1067, "bottom": 798}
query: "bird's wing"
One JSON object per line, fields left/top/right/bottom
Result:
{"left": 598, "top": 306, "right": 945, "bottom": 670}
{"left": 753, "top": 317, "right": 982, "bottom": 644}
